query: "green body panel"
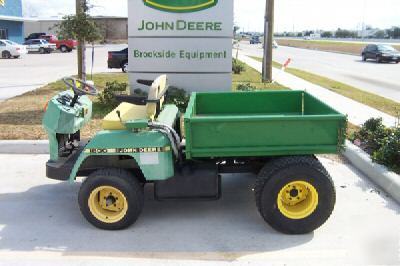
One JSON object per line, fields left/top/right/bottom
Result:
{"left": 157, "top": 105, "right": 179, "bottom": 127}
{"left": 68, "top": 105, "right": 179, "bottom": 182}
{"left": 42, "top": 91, "right": 92, "bottom": 161}
{"left": 124, "top": 119, "right": 149, "bottom": 130}
{"left": 69, "top": 130, "right": 175, "bottom": 182}
{"left": 184, "top": 91, "right": 346, "bottom": 159}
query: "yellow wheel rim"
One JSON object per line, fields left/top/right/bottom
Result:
{"left": 277, "top": 181, "right": 318, "bottom": 219}
{"left": 88, "top": 186, "right": 128, "bottom": 223}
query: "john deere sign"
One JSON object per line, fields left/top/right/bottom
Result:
{"left": 128, "top": 0, "right": 233, "bottom": 92}
{"left": 143, "top": 0, "right": 218, "bottom": 13}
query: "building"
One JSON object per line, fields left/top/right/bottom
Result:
{"left": 0, "top": 0, "right": 25, "bottom": 43}
{"left": 24, "top": 16, "right": 128, "bottom": 42}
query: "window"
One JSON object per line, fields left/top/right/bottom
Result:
{"left": 0, "top": 28, "right": 8, "bottom": 39}
{"left": 0, "top": 41, "right": 5, "bottom": 47}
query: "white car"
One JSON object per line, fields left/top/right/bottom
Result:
{"left": 23, "top": 39, "right": 57, "bottom": 54}
{"left": 0, "top": 39, "right": 28, "bottom": 59}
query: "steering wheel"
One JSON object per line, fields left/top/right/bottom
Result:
{"left": 63, "top": 77, "right": 98, "bottom": 96}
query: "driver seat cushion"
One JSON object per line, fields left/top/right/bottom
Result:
{"left": 102, "top": 75, "right": 167, "bottom": 130}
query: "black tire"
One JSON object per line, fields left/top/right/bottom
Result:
{"left": 13, "top": 56, "right": 20, "bottom": 59}
{"left": 121, "top": 61, "right": 128, "bottom": 73}
{"left": 78, "top": 168, "right": 144, "bottom": 230}
{"left": 255, "top": 156, "right": 336, "bottom": 234}
{"left": 39, "top": 47, "right": 45, "bottom": 54}
{"left": 2, "top": 51, "right": 11, "bottom": 59}
{"left": 362, "top": 54, "right": 367, "bottom": 61}
{"left": 60, "top": 45, "right": 68, "bottom": 53}
{"left": 376, "top": 55, "right": 382, "bottom": 63}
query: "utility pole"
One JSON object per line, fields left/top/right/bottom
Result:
{"left": 76, "top": 0, "right": 86, "bottom": 80}
{"left": 262, "top": 0, "right": 274, "bottom": 83}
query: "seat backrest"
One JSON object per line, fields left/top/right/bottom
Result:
{"left": 147, "top": 75, "right": 167, "bottom": 120}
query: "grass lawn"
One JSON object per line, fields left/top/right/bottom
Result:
{"left": 232, "top": 64, "right": 287, "bottom": 90}
{"left": 0, "top": 68, "right": 286, "bottom": 140}
{"left": 0, "top": 73, "right": 128, "bottom": 140}
{"left": 276, "top": 39, "right": 400, "bottom": 55}
{"left": 250, "top": 56, "right": 400, "bottom": 117}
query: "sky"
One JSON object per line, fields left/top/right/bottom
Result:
{"left": 22, "top": 0, "right": 400, "bottom": 32}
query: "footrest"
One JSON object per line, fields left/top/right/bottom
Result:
{"left": 154, "top": 162, "right": 221, "bottom": 201}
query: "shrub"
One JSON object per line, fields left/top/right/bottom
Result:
{"left": 232, "top": 58, "right": 245, "bottom": 74}
{"left": 165, "top": 86, "right": 190, "bottom": 113}
{"left": 97, "top": 81, "right": 128, "bottom": 109}
{"left": 353, "top": 118, "right": 389, "bottom": 154}
{"left": 236, "top": 83, "right": 257, "bottom": 91}
{"left": 372, "top": 128, "right": 400, "bottom": 174}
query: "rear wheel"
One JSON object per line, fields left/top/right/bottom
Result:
{"left": 376, "top": 55, "right": 382, "bottom": 63}
{"left": 122, "top": 61, "right": 128, "bottom": 73}
{"left": 78, "top": 168, "right": 144, "bottom": 230}
{"left": 2, "top": 51, "right": 11, "bottom": 59}
{"left": 60, "top": 45, "right": 68, "bottom": 53}
{"left": 39, "top": 47, "right": 45, "bottom": 54}
{"left": 255, "top": 156, "right": 336, "bottom": 234}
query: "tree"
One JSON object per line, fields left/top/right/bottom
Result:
{"left": 321, "top": 31, "right": 333, "bottom": 38}
{"left": 335, "top": 28, "right": 357, "bottom": 38}
{"left": 56, "top": 0, "right": 102, "bottom": 80}
{"left": 374, "top": 30, "right": 385, "bottom": 39}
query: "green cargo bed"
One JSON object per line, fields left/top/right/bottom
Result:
{"left": 183, "top": 90, "right": 346, "bottom": 159}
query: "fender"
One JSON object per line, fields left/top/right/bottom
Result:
{"left": 68, "top": 130, "right": 175, "bottom": 182}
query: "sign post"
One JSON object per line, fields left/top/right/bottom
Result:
{"left": 128, "top": 0, "right": 233, "bottom": 92}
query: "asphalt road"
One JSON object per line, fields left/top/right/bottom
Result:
{"left": 0, "top": 154, "right": 398, "bottom": 265}
{"left": 0, "top": 45, "right": 126, "bottom": 101}
{"left": 239, "top": 42, "right": 400, "bottom": 102}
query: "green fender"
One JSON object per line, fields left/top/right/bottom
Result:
{"left": 68, "top": 129, "right": 175, "bottom": 182}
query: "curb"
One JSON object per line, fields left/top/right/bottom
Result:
{"left": 0, "top": 140, "right": 49, "bottom": 154}
{"left": 342, "top": 140, "right": 400, "bottom": 204}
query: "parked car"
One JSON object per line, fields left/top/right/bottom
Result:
{"left": 0, "top": 39, "right": 27, "bottom": 59}
{"left": 108, "top": 48, "right": 128, "bottom": 72}
{"left": 23, "top": 39, "right": 57, "bottom": 54}
{"left": 362, "top": 44, "right": 400, "bottom": 63}
{"left": 41, "top": 35, "right": 78, "bottom": 53}
{"left": 25, "top": 32, "right": 47, "bottom": 41}
{"left": 250, "top": 36, "right": 261, "bottom": 44}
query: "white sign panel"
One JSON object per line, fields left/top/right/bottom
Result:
{"left": 129, "top": 38, "right": 231, "bottom": 72}
{"left": 129, "top": 0, "right": 233, "bottom": 37}
{"left": 128, "top": 0, "right": 233, "bottom": 92}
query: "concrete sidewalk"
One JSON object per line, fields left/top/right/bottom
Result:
{"left": 0, "top": 154, "right": 399, "bottom": 265}
{"left": 237, "top": 53, "right": 397, "bottom": 127}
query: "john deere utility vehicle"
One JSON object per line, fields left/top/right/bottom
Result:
{"left": 43, "top": 75, "right": 346, "bottom": 234}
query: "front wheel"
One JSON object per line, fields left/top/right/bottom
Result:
{"left": 255, "top": 156, "right": 336, "bottom": 234}
{"left": 78, "top": 168, "right": 144, "bottom": 230}
{"left": 60, "top": 45, "right": 68, "bottom": 53}
{"left": 362, "top": 54, "right": 367, "bottom": 61}
{"left": 39, "top": 47, "right": 45, "bottom": 54}
{"left": 2, "top": 51, "right": 11, "bottom": 59}
{"left": 122, "top": 62, "right": 128, "bottom": 73}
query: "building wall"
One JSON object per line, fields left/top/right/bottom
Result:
{"left": 0, "top": 0, "right": 23, "bottom": 17}
{"left": 0, "top": 0, "right": 24, "bottom": 43}
{"left": 24, "top": 20, "right": 59, "bottom": 36}
{"left": 0, "top": 20, "right": 23, "bottom": 43}
{"left": 95, "top": 18, "right": 128, "bottom": 41}
{"left": 24, "top": 18, "right": 128, "bottom": 41}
